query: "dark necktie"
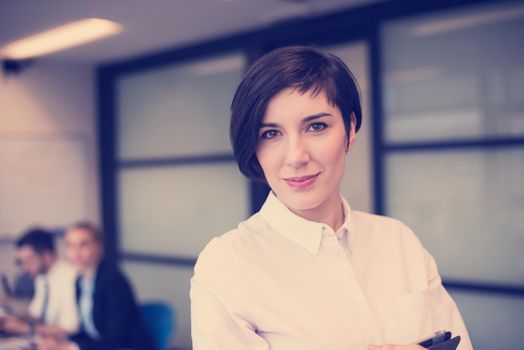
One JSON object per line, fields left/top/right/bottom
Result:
{"left": 39, "top": 278, "right": 49, "bottom": 323}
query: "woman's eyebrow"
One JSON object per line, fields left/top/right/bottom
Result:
{"left": 260, "top": 113, "right": 332, "bottom": 128}
{"left": 302, "top": 113, "right": 332, "bottom": 123}
{"left": 259, "top": 122, "right": 279, "bottom": 128}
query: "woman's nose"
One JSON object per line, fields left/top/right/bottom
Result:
{"left": 284, "top": 136, "right": 310, "bottom": 168}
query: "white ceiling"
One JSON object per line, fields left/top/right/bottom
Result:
{"left": 0, "top": 0, "right": 384, "bottom": 64}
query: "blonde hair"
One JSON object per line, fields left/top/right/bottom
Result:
{"left": 67, "top": 221, "right": 104, "bottom": 245}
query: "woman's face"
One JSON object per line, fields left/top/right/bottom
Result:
{"left": 256, "top": 87, "right": 355, "bottom": 215}
{"left": 64, "top": 228, "right": 101, "bottom": 273}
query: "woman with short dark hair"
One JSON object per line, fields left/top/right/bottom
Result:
{"left": 191, "top": 46, "right": 472, "bottom": 350}
{"left": 230, "top": 45, "right": 362, "bottom": 182}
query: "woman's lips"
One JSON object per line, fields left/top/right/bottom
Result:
{"left": 283, "top": 173, "right": 319, "bottom": 189}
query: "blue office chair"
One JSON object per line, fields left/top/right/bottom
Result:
{"left": 140, "top": 301, "right": 175, "bottom": 350}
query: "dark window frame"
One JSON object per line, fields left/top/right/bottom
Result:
{"left": 97, "top": 0, "right": 523, "bottom": 296}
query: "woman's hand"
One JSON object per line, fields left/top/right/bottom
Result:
{"left": 36, "top": 336, "right": 74, "bottom": 350}
{"left": 36, "top": 324, "right": 68, "bottom": 340}
{"left": 0, "top": 316, "right": 31, "bottom": 334}
{"left": 369, "top": 344, "right": 425, "bottom": 350}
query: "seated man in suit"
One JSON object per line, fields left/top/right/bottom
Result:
{"left": 38, "top": 222, "right": 154, "bottom": 350}
{"left": 0, "top": 228, "right": 79, "bottom": 335}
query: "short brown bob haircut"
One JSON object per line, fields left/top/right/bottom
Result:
{"left": 230, "top": 46, "right": 362, "bottom": 182}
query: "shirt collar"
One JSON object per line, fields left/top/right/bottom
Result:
{"left": 45, "top": 259, "right": 62, "bottom": 279}
{"left": 81, "top": 270, "right": 97, "bottom": 288}
{"left": 339, "top": 195, "right": 353, "bottom": 235}
{"left": 259, "top": 192, "right": 353, "bottom": 255}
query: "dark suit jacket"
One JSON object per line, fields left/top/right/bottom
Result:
{"left": 70, "top": 260, "right": 154, "bottom": 350}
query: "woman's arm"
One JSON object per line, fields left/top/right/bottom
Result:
{"left": 190, "top": 277, "right": 269, "bottom": 350}
{"left": 424, "top": 251, "right": 473, "bottom": 350}
{"left": 369, "top": 345, "right": 424, "bottom": 350}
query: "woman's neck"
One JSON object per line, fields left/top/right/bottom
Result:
{"left": 81, "top": 266, "right": 96, "bottom": 279}
{"left": 80, "top": 259, "right": 100, "bottom": 280}
{"left": 291, "top": 192, "right": 344, "bottom": 231}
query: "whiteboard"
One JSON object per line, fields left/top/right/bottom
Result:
{"left": 0, "top": 135, "right": 89, "bottom": 238}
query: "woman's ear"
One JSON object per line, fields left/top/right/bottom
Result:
{"left": 346, "top": 112, "right": 357, "bottom": 152}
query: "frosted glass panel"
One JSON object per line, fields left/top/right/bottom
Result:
{"left": 117, "top": 53, "right": 245, "bottom": 159}
{"left": 118, "top": 163, "right": 249, "bottom": 257}
{"left": 386, "top": 148, "right": 524, "bottom": 284}
{"left": 121, "top": 262, "right": 193, "bottom": 349}
{"left": 382, "top": 2, "right": 524, "bottom": 142}
{"left": 449, "top": 290, "right": 524, "bottom": 350}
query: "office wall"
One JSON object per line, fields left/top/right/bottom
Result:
{"left": 0, "top": 61, "right": 99, "bottom": 281}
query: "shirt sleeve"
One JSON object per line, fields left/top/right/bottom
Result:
{"left": 56, "top": 269, "right": 79, "bottom": 333}
{"left": 190, "top": 277, "right": 269, "bottom": 350}
{"left": 424, "top": 250, "right": 474, "bottom": 350}
{"left": 27, "top": 276, "right": 43, "bottom": 319}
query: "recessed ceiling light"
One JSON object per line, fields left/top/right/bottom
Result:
{"left": 0, "top": 18, "right": 123, "bottom": 60}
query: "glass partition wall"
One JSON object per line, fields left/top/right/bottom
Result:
{"left": 114, "top": 52, "right": 247, "bottom": 347}
{"left": 380, "top": 3, "right": 524, "bottom": 349}
{"left": 99, "top": 1, "right": 524, "bottom": 349}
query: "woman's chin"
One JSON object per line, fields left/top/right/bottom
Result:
{"left": 279, "top": 193, "right": 325, "bottom": 213}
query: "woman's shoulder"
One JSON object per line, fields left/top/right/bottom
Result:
{"left": 351, "top": 211, "right": 432, "bottom": 272}
{"left": 351, "top": 210, "right": 423, "bottom": 247}
{"left": 193, "top": 213, "right": 266, "bottom": 274}
{"left": 95, "top": 260, "right": 129, "bottom": 287}
{"left": 351, "top": 210, "right": 409, "bottom": 229}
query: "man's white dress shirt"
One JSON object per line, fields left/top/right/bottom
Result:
{"left": 28, "top": 260, "right": 79, "bottom": 333}
{"left": 78, "top": 273, "right": 100, "bottom": 339}
{"left": 191, "top": 192, "right": 473, "bottom": 350}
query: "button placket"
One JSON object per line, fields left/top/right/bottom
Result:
{"left": 321, "top": 226, "right": 347, "bottom": 262}
{"left": 319, "top": 229, "right": 380, "bottom": 346}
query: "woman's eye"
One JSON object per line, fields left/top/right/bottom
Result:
{"left": 260, "top": 130, "right": 281, "bottom": 139}
{"left": 308, "top": 122, "right": 327, "bottom": 132}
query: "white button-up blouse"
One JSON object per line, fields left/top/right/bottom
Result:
{"left": 190, "top": 192, "right": 473, "bottom": 350}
